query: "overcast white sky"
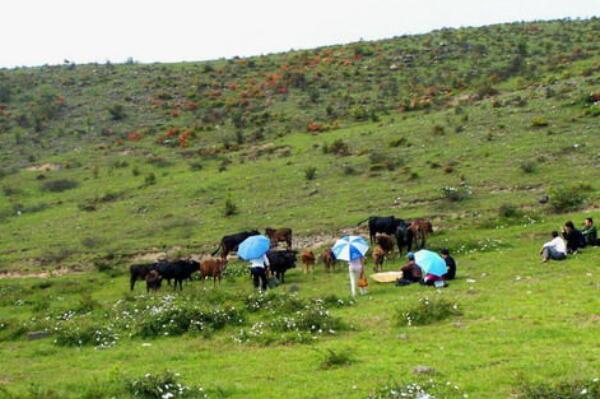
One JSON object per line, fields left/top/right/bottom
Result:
{"left": 1, "top": 0, "right": 598, "bottom": 68}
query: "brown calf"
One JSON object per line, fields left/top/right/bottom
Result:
{"left": 321, "top": 249, "right": 337, "bottom": 273}
{"left": 375, "top": 233, "right": 395, "bottom": 255}
{"left": 372, "top": 246, "right": 386, "bottom": 272}
{"left": 200, "top": 257, "right": 228, "bottom": 287}
{"left": 301, "top": 251, "right": 316, "bottom": 274}
{"left": 409, "top": 219, "right": 433, "bottom": 250}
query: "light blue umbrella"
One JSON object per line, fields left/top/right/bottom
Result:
{"left": 332, "top": 236, "right": 369, "bottom": 261}
{"left": 414, "top": 250, "right": 447, "bottom": 277}
{"left": 237, "top": 235, "right": 271, "bottom": 260}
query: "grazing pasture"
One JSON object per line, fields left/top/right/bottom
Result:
{"left": 0, "top": 17, "right": 599, "bottom": 398}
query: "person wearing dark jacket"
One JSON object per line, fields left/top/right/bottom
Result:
{"left": 398, "top": 252, "right": 422, "bottom": 284}
{"left": 562, "top": 221, "right": 585, "bottom": 253}
{"left": 582, "top": 218, "right": 598, "bottom": 246}
{"left": 441, "top": 248, "right": 456, "bottom": 280}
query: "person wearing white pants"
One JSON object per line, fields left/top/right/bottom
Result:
{"left": 348, "top": 256, "right": 367, "bottom": 297}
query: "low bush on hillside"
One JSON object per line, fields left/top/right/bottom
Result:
{"left": 223, "top": 197, "right": 238, "bottom": 216}
{"left": 41, "top": 179, "right": 79, "bottom": 192}
{"left": 520, "top": 161, "right": 537, "bottom": 173}
{"left": 108, "top": 104, "right": 126, "bottom": 121}
{"left": 498, "top": 203, "right": 523, "bottom": 218}
{"left": 441, "top": 185, "right": 472, "bottom": 202}
{"left": 125, "top": 371, "right": 208, "bottom": 399}
{"left": 517, "top": 378, "right": 600, "bottom": 399}
{"left": 323, "top": 139, "right": 350, "bottom": 156}
{"left": 304, "top": 166, "right": 317, "bottom": 180}
{"left": 319, "top": 348, "right": 354, "bottom": 369}
{"left": 366, "top": 380, "right": 467, "bottom": 399}
{"left": 548, "top": 186, "right": 586, "bottom": 213}
{"left": 397, "top": 297, "right": 462, "bottom": 327}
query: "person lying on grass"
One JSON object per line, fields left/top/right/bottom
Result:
{"left": 582, "top": 217, "right": 598, "bottom": 247}
{"left": 562, "top": 221, "right": 586, "bottom": 253}
{"left": 540, "top": 231, "right": 567, "bottom": 262}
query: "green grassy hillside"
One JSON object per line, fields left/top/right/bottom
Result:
{"left": 0, "top": 17, "right": 599, "bottom": 399}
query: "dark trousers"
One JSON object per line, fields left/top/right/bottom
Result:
{"left": 251, "top": 267, "right": 268, "bottom": 291}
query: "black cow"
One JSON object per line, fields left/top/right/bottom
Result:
{"left": 267, "top": 250, "right": 297, "bottom": 284}
{"left": 358, "top": 216, "right": 412, "bottom": 254}
{"left": 156, "top": 260, "right": 200, "bottom": 291}
{"left": 129, "top": 262, "right": 160, "bottom": 291}
{"left": 212, "top": 230, "right": 260, "bottom": 259}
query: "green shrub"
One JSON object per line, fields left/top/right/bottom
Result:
{"left": 125, "top": 371, "right": 207, "bottom": 399}
{"left": 498, "top": 203, "right": 522, "bottom": 218}
{"left": 325, "top": 139, "right": 350, "bottom": 156}
{"left": 531, "top": 117, "right": 549, "bottom": 128}
{"left": 224, "top": 197, "right": 238, "bottom": 216}
{"left": 549, "top": 186, "right": 586, "bottom": 213}
{"left": 397, "top": 297, "right": 462, "bottom": 327}
{"left": 143, "top": 173, "right": 157, "bottom": 186}
{"left": 520, "top": 161, "right": 536, "bottom": 173}
{"left": 441, "top": 185, "right": 472, "bottom": 202}
{"left": 518, "top": 378, "right": 600, "bottom": 399}
{"left": 108, "top": 104, "right": 126, "bottom": 121}
{"left": 41, "top": 179, "right": 79, "bottom": 193}
{"left": 319, "top": 349, "right": 354, "bottom": 369}
{"left": 53, "top": 322, "right": 118, "bottom": 349}
{"left": 304, "top": 166, "right": 317, "bottom": 180}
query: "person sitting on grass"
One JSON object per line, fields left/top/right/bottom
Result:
{"left": 582, "top": 217, "right": 598, "bottom": 247}
{"left": 562, "top": 221, "right": 586, "bottom": 253}
{"left": 441, "top": 248, "right": 456, "bottom": 280}
{"left": 540, "top": 231, "right": 567, "bottom": 262}
{"left": 396, "top": 252, "right": 422, "bottom": 286}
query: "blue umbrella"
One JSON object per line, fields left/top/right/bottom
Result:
{"left": 414, "top": 250, "right": 447, "bottom": 277}
{"left": 237, "top": 235, "right": 271, "bottom": 260}
{"left": 332, "top": 236, "right": 369, "bottom": 261}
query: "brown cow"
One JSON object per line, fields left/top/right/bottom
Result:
{"left": 301, "top": 250, "right": 316, "bottom": 274}
{"left": 265, "top": 227, "right": 293, "bottom": 249}
{"left": 321, "top": 249, "right": 337, "bottom": 273}
{"left": 199, "top": 257, "right": 228, "bottom": 287}
{"left": 409, "top": 219, "right": 433, "bottom": 250}
{"left": 375, "top": 234, "right": 395, "bottom": 255}
{"left": 372, "top": 246, "right": 386, "bottom": 272}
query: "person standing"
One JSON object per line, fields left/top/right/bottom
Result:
{"left": 348, "top": 256, "right": 367, "bottom": 297}
{"left": 582, "top": 218, "right": 598, "bottom": 246}
{"left": 249, "top": 254, "right": 269, "bottom": 292}
{"left": 540, "top": 231, "right": 567, "bottom": 262}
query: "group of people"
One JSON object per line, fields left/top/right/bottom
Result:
{"left": 540, "top": 218, "right": 598, "bottom": 262}
{"left": 344, "top": 248, "right": 458, "bottom": 297}
{"left": 397, "top": 249, "right": 456, "bottom": 287}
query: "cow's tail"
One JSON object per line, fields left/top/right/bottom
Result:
{"left": 356, "top": 217, "right": 369, "bottom": 226}
{"left": 211, "top": 242, "right": 223, "bottom": 256}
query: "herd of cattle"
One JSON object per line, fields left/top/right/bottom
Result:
{"left": 129, "top": 216, "right": 433, "bottom": 292}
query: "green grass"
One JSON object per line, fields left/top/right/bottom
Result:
{"left": 0, "top": 17, "right": 599, "bottom": 398}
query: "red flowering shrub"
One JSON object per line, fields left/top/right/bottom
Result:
{"left": 178, "top": 130, "right": 193, "bottom": 147}
{"left": 307, "top": 122, "right": 324, "bottom": 133}
{"left": 165, "top": 128, "right": 180, "bottom": 137}
{"left": 127, "top": 131, "right": 143, "bottom": 142}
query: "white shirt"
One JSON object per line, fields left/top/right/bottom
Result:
{"left": 249, "top": 254, "right": 269, "bottom": 268}
{"left": 348, "top": 258, "right": 364, "bottom": 272}
{"left": 543, "top": 236, "right": 567, "bottom": 254}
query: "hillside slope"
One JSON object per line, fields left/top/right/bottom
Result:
{"left": 0, "top": 18, "right": 599, "bottom": 271}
